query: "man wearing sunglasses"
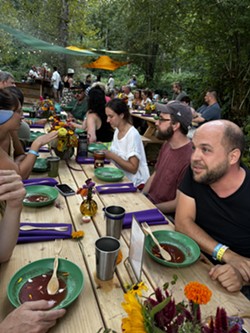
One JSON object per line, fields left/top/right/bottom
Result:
{"left": 142, "top": 101, "right": 192, "bottom": 217}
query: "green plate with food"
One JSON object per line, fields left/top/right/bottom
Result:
{"left": 94, "top": 167, "right": 124, "bottom": 182}
{"left": 32, "top": 158, "right": 48, "bottom": 172}
{"left": 7, "top": 258, "right": 84, "bottom": 309}
{"left": 145, "top": 230, "right": 200, "bottom": 268}
{"left": 23, "top": 185, "right": 58, "bottom": 207}
{"left": 88, "top": 142, "right": 107, "bottom": 153}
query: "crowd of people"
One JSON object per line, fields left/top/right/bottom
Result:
{"left": 0, "top": 65, "right": 249, "bottom": 331}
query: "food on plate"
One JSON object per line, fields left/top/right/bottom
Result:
{"left": 23, "top": 194, "right": 50, "bottom": 203}
{"left": 152, "top": 243, "right": 185, "bottom": 263}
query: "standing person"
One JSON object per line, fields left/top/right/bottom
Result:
{"left": 107, "top": 74, "right": 115, "bottom": 90}
{"left": 63, "top": 68, "right": 74, "bottom": 88}
{"left": 0, "top": 169, "right": 66, "bottom": 331}
{"left": 104, "top": 98, "right": 149, "bottom": 188}
{"left": 175, "top": 120, "right": 250, "bottom": 297}
{"left": 172, "top": 82, "right": 187, "bottom": 101}
{"left": 142, "top": 101, "right": 193, "bottom": 214}
{"left": 51, "top": 66, "right": 61, "bottom": 102}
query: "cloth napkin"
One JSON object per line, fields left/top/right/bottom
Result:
{"left": 30, "top": 123, "right": 44, "bottom": 128}
{"left": 76, "top": 157, "right": 110, "bottom": 164}
{"left": 23, "top": 177, "right": 58, "bottom": 187}
{"left": 96, "top": 182, "right": 137, "bottom": 194}
{"left": 18, "top": 223, "right": 72, "bottom": 244}
{"left": 123, "top": 208, "right": 168, "bottom": 229}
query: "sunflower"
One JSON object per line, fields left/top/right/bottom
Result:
{"left": 122, "top": 293, "right": 146, "bottom": 333}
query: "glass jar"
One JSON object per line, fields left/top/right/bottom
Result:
{"left": 80, "top": 198, "right": 98, "bottom": 217}
{"left": 94, "top": 150, "right": 105, "bottom": 169}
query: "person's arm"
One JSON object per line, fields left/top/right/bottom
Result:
{"left": 192, "top": 113, "right": 205, "bottom": 123}
{"left": 104, "top": 150, "right": 139, "bottom": 174}
{"left": 86, "top": 114, "right": 98, "bottom": 143}
{"left": 142, "top": 172, "right": 156, "bottom": 195}
{"left": 155, "top": 189, "right": 179, "bottom": 214}
{"left": 0, "top": 300, "right": 66, "bottom": 333}
{"left": 175, "top": 191, "right": 250, "bottom": 285}
{"left": 0, "top": 170, "right": 26, "bottom": 262}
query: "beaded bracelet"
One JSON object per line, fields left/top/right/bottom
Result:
{"left": 27, "top": 149, "right": 40, "bottom": 157}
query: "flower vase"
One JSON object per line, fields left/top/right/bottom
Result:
{"left": 80, "top": 198, "right": 98, "bottom": 217}
{"left": 54, "top": 147, "right": 74, "bottom": 160}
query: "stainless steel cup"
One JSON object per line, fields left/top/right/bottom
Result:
{"left": 104, "top": 205, "right": 125, "bottom": 239}
{"left": 95, "top": 236, "right": 120, "bottom": 281}
{"left": 47, "top": 156, "right": 60, "bottom": 177}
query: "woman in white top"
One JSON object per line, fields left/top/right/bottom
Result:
{"left": 105, "top": 98, "right": 150, "bottom": 188}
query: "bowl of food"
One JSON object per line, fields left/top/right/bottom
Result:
{"left": 23, "top": 185, "right": 58, "bottom": 207}
{"left": 7, "top": 258, "right": 84, "bottom": 309}
{"left": 145, "top": 230, "right": 200, "bottom": 267}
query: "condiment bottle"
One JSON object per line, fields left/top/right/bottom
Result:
{"left": 94, "top": 150, "right": 105, "bottom": 168}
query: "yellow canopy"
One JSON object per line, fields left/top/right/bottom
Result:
{"left": 82, "top": 55, "right": 129, "bottom": 71}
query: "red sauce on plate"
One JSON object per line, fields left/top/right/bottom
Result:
{"left": 19, "top": 272, "right": 67, "bottom": 307}
{"left": 152, "top": 243, "right": 185, "bottom": 263}
{"left": 24, "top": 194, "right": 50, "bottom": 203}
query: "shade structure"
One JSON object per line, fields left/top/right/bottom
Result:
{"left": 82, "top": 55, "right": 129, "bottom": 71}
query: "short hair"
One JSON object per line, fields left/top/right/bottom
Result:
{"left": 207, "top": 90, "right": 217, "bottom": 99}
{"left": 173, "top": 82, "right": 182, "bottom": 90}
{"left": 0, "top": 88, "right": 19, "bottom": 111}
{"left": 221, "top": 121, "right": 245, "bottom": 158}
{"left": 106, "top": 98, "right": 132, "bottom": 123}
{"left": 180, "top": 95, "right": 191, "bottom": 104}
{"left": 0, "top": 71, "right": 14, "bottom": 83}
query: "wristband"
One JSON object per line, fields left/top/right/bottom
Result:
{"left": 217, "top": 245, "right": 229, "bottom": 262}
{"left": 27, "top": 149, "right": 40, "bottom": 157}
{"left": 212, "top": 243, "right": 223, "bottom": 260}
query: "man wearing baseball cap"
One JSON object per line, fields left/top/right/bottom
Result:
{"left": 142, "top": 101, "right": 193, "bottom": 217}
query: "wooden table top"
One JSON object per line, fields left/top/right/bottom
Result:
{"left": 0, "top": 147, "right": 249, "bottom": 332}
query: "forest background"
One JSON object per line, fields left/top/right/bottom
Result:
{"left": 0, "top": 0, "right": 250, "bottom": 129}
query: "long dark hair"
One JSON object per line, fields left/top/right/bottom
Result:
{"left": 88, "top": 86, "right": 107, "bottom": 123}
{"left": 106, "top": 98, "right": 132, "bottom": 124}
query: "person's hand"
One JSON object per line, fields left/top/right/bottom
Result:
{"left": 32, "top": 131, "right": 58, "bottom": 149}
{"left": 209, "top": 264, "right": 244, "bottom": 292}
{"left": 0, "top": 300, "right": 66, "bottom": 333}
{"left": 0, "top": 170, "right": 26, "bottom": 206}
{"left": 223, "top": 251, "right": 250, "bottom": 283}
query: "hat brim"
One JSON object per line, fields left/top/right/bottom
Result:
{"left": 0, "top": 110, "right": 14, "bottom": 125}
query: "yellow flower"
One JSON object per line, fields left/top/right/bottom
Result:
{"left": 71, "top": 230, "right": 84, "bottom": 239}
{"left": 122, "top": 293, "right": 146, "bottom": 333}
{"left": 184, "top": 281, "right": 212, "bottom": 305}
{"left": 127, "top": 282, "right": 148, "bottom": 296}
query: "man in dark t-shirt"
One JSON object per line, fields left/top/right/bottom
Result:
{"left": 175, "top": 120, "right": 250, "bottom": 297}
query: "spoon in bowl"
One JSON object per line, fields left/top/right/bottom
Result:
{"left": 141, "top": 222, "right": 171, "bottom": 261}
{"left": 47, "top": 239, "right": 63, "bottom": 295}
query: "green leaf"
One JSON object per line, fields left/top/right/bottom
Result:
{"left": 149, "top": 296, "right": 171, "bottom": 318}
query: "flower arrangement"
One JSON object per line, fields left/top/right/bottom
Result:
{"left": 48, "top": 116, "right": 78, "bottom": 155}
{"left": 145, "top": 102, "right": 156, "bottom": 114}
{"left": 77, "top": 178, "right": 98, "bottom": 217}
{"left": 121, "top": 277, "right": 244, "bottom": 333}
{"left": 36, "top": 99, "right": 55, "bottom": 118}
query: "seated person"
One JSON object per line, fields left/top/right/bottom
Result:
{"left": 175, "top": 120, "right": 250, "bottom": 298}
{"left": 143, "top": 101, "right": 193, "bottom": 214}
{"left": 104, "top": 98, "right": 149, "bottom": 188}
{"left": 192, "top": 90, "right": 221, "bottom": 126}
{"left": 0, "top": 89, "right": 58, "bottom": 179}
{"left": 69, "top": 87, "right": 113, "bottom": 143}
{"left": 61, "top": 83, "right": 88, "bottom": 121}
{"left": 0, "top": 169, "right": 66, "bottom": 332}
{"left": 140, "top": 89, "right": 152, "bottom": 108}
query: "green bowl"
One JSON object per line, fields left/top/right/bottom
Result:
{"left": 94, "top": 167, "right": 124, "bottom": 182}
{"left": 7, "top": 258, "right": 84, "bottom": 309}
{"left": 23, "top": 185, "right": 58, "bottom": 207}
{"left": 32, "top": 158, "right": 48, "bottom": 172}
{"left": 29, "top": 131, "right": 45, "bottom": 143}
{"left": 145, "top": 230, "right": 200, "bottom": 267}
{"left": 88, "top": 143, "right": 107, "bottom": 153}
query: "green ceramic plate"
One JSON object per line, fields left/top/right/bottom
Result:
{"left": 22, "top": 106, "right": 33, "bottom": 112}
{"left": 7, "top": 258, "right": 84, "bottom": 309}
{"left": 29, "top": 131, "right": 45, "bottom": 143}
{"left": 23, "top": 185, "right": 58, "bottom": 207}
{"left": 94, "top": 167, "right": 124, "bottom": 182}
{"left": 145, "top": 230, "right": 200, "bottom": 268}
{"left": 88, "top": 143, "right": 107, "bottom": 153}
{"left": 32, "top": 158, "right": 48, "bottom": 172}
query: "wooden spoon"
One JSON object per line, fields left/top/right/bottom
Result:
{"left": 47, "top": 239, "right": 63, "bottom": 295}
{"left": 141, "top": 222, "right": 171, "bottom": 261}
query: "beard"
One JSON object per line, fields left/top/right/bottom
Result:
{"left": 156, "top": 125, "right": 174, "bottom": 140}
{"left": 191, "top": 159, "right": 229, "bottom": 184}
